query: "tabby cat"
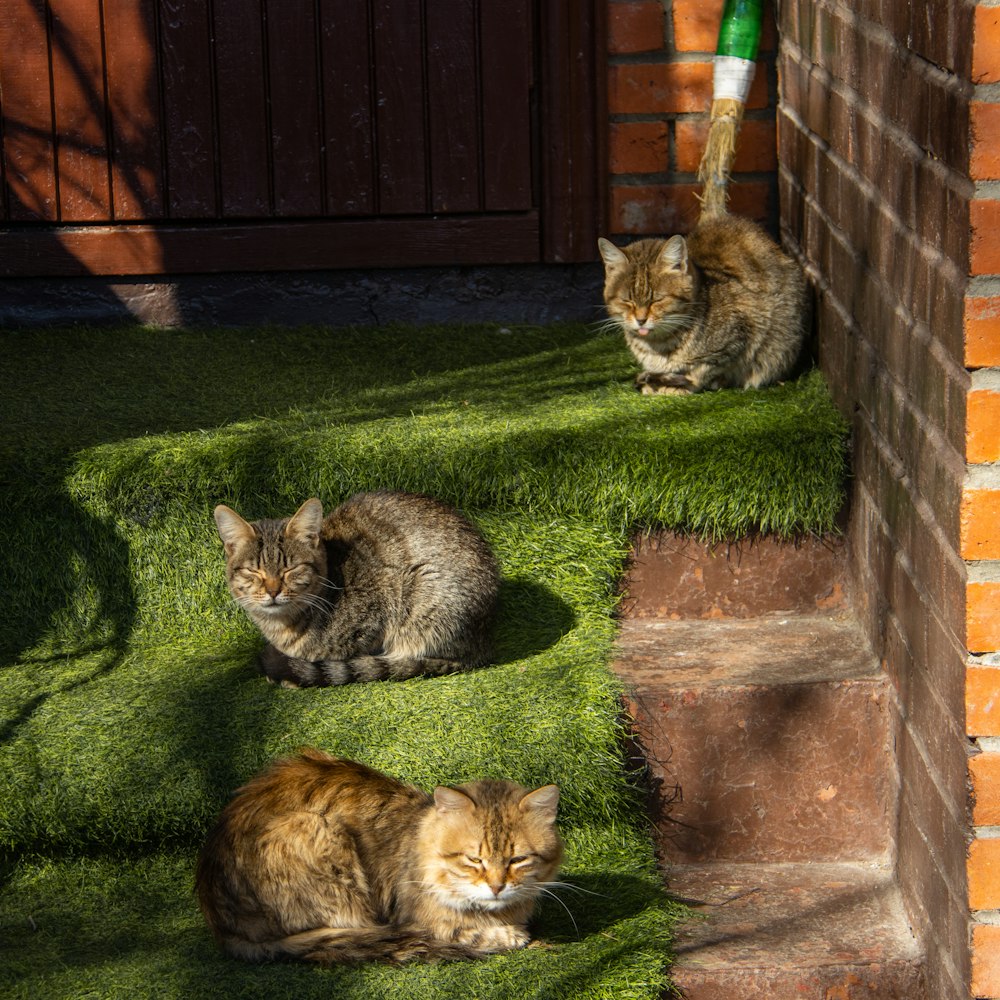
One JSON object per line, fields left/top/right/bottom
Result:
{"left": 214, "top": 490, "right": 499, "bottom": 686}
{"left": 598, "top": 213, "right": 807, "bottom": 394}
{"left": 195, "top": 751, "right": 563, "bottom": 963}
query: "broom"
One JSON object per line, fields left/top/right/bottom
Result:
{"left": 697, "top": 0, "right": 764, "bottom": 218}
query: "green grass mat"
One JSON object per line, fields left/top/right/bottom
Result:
{"left": 0, "top": 323, "right": 848, "bottom": 999}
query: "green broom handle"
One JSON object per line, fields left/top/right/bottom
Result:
{"left": 716, "top": 0, "right": 763, "bottom": 61}
{"left": 713, "top": 0, "right": 763, "bottom": 102}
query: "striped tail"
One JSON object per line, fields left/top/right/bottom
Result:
{"left": 222, "top": 926, "right": 480, "bottom": 964}
{"left": 258, "top": 645, "right": 470, "bottom": 686}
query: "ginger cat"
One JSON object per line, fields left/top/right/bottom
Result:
{"left": 195, "top": 751, "right": 563, "bottom": 963}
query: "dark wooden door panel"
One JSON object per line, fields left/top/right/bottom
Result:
{"left": 213, "top": 0, "right": 270, "bottom": 217}
{"left": 266, "top": 3, "right": 324, "bottom": 216}
{"left": 0, "top": 0, "right": 604, "bottom": 273}
{"left": 0, "top": 0, "right": 59, "bottom": 221}
{"left": 104, "top": 0, "right": 166, "bottom": 220}
{"left": 480, "top": 0, "right": 533, "bottom": 211}
{"left": 48, "top": 0, "right": 111, "bottom": 222}
{"left": 160, "top": 0, "right": 217, "bottom": 218}
{"left": 320, "top": 2, "right": 376, "bottom": 216}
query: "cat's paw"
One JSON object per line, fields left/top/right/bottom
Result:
{"left": 636, "top": 371, "right": 694, "bottom": 395}
{"left": 460, "top": 924, "right": 531, "bottom": 954}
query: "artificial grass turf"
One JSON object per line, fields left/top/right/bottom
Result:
{"left": 0, "top": 323, "right": 849, "bottom": 998}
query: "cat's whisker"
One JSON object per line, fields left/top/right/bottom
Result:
{"left": 538, "top": 879, "right": 609, "bottom": 898}
{"left": 532, "top": 885, "right": 580, "bottom": 938}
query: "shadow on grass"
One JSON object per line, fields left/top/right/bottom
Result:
{"left": 0, "top": 325, "right": 623, "bottom": 462}
{"left": 0, "top": 483, "right": 136, "bottom": 742}
{"left": 494, "top": 578, "right": 576, "bottom": 664}
{"left": 0, "top": 852, "right": 669, "bottom": 1000}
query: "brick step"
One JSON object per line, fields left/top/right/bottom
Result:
{"left": 616, "top": 611, "right": 896, "bottom": 863}
{"left": 614, "top": 531, "right": 924, "bottom": 996}
{"left": 667, "top": 861, "right": 926, "bottom": 1000}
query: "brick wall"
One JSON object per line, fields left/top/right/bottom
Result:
{"left": 776, "top": 0, "right": 997, "bottom": 997}
{"left": 606, "top": 0, "right": 778, "bottom": 237}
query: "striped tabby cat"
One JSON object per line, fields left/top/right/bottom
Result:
{"left": 599, "top": 214, "right": 807, "bottom": 394}
{"left": 214, "top": 490, "right": 499, "bottom": 686}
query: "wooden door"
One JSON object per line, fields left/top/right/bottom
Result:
{"left": 0, "top": 1, "right": 604, "bottom": 276}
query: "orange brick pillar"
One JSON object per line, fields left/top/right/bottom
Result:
{"left": 967, "top": 10, "right": 1000, "bottom": 993}
{"left": 605, "top": 0, "right": 778, "bottom": 238}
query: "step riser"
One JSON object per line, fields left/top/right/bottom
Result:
{"left": 614, "top": 530, "right": 926, "bottom": 998}
{"left": 672, "top": 967, "right": 926, "bottom": 1000}
{"left": 628, "top": 679, "right": 895, "bottom": 864}
{"left": 668, "top": 864, "right": 926, "bottom": 1000}
{"left": 622, "top": 531, "right": 848, "bottom": 621}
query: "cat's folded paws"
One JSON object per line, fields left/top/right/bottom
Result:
{"left": 257, "top": 645, "right": 311, "bottom": 687}
{"left": 636, "top": 371, "right": 694, "bottom": 395}
{"left": 458, "top": 924, "right": 531, "bottom": 954}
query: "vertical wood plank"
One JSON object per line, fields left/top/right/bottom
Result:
{"left": 425, "top": 0, "right": 479, "bottom": 213}
{"left": 265, "top": 0, "right": 322, "bottom": 217}
{"left": 47, "top": 0, "right": 112, "bottom": 221}
{"left": 213, "top": 0, "right": 270, "bottom": 216}
{"left": 319, "top": 0, "right": 374, "bottom": 216}
{"left": 480, "top": 0, "right": 532, "bottom": 211}
{"left": 0, "top": 0, "right": 59, "bottom": 220}
{"left": 159, "top": 0, "right": 217, "bottom": 218}
{"left": 538, "top": 2, "right": 606, "bottom": 261}
{"left": 372, "top": 0, "right": 427, "bottom": 214}
{"left": 103, "top": 0, "right": 165, "bottom": 220}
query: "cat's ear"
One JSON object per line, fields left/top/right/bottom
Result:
{"left": 285, "top": 498, "right": 324, "bottom": 545}
{"left": 657, "top": 235, "right": 688, "bottom": 273}
{"left": 598, "top": 237, "right": 627, "bottom": 269}
{"left": 433, "top": 786, "right": 476, "bottom": 815}
{"left": 519, "top": 784, "right": 560, "bottom": 821}
{"left": 214, "top": 505, "right": 257, "bottom": 555}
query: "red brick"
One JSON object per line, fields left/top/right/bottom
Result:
{"left": 609, "top": 1, "right": 665, "bottom": 55}
{"left": 609, "top": 62, "right": 714, "bottom": 114}
{"left": 972, "top": 199, "right": 1000, "bottom": 275}
{"left": 973, "top": 924, "right": 1000, "bottom": 997}
{"left": 974, "top": 5, "right": 1000, "bottom": 84}
{"left": 966, "top": 297, "right": 1000, "bottom": 368}
{"left": 609, "top": 120, "right": 669, "bottom": 175}
{"left": 969, "top": 582, "right": 1000, "bottom": 654}
{"left": 962, "top": 489, "right": 1000, "bottom": 561}
{"left": 673, "top": 0, "right": 777, "bottom": 53}
{"left": 609, "top": 179, "right": 772, "bottom": 236}
{"left": 969, "top": 837, "right": 1000, "bottom": 910}
{"left": 609, "top": 61, "right": 770, "bottom": 116}
{"left": 674, "top": 118, "right": 777, "bottom": 173}
{"left": 968, "top": 664, "right": 1000, "bottom": 737}
{"left": 969, "top": 389, "right": 1000, "bottom": 463}
{"left": 971, "top": 751, "right": 1000, "bottom": 826}
{"left": 971, "top": 102, "right": 1000, "bottom": 181}
{"left": 673, "top": 0, "right": 723, "bottom": 52}
{"left": 610, "top": 182, "right": 701, "bottom": 234}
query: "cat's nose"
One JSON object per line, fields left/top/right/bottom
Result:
{"left": 488, "top": 879, "right": 506, "bottom": 898}
{"left": 263, "top": 576, "right": 282, "bottom": 600}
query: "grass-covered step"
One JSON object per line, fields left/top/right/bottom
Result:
{"left": 0, "top": 323, "right": 848, "bottom": 999}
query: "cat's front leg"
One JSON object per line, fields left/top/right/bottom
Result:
{"left": 636, "top": 371, "right": 694, "bottom": 395}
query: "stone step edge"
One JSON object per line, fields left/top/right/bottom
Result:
{"left": 614, "top": 611, "right": 883, "bottom": 691}
{"left": 665, "top": 861, "right": 927, "bottom": 999}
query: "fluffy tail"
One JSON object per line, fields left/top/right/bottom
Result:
{"left": 258, "top": 645, "right": 473, "bottom": 686}
{"left": 221, "top": 926, "right": 480, "bottom": 965}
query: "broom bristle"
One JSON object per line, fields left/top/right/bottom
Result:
{"left": 696, "top": 98, "right": 746, "bottom": 219}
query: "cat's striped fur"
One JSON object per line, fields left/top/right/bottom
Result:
{"left": 598, "top": 214, "right": 808, "bottom": 394}
{"left": 195, "top": 751, "right": 563, "bottom": 963}
{"left": 214, "top": 491, "right": 499, "bottom": 686}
